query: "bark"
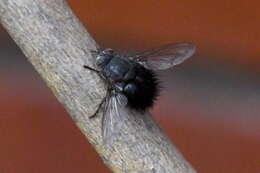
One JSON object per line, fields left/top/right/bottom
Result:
{"left": 0, "top": 0, "right": 197, "bottom": 172}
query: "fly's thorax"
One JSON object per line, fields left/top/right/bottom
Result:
{"left": 102, "top": 57, "right": 133, "bottom": 82}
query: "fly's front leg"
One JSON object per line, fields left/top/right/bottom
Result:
{"left": 83, "top": 65, "right": 108, "bottom": 81}
{"left": 83, "top": 65, "right": 99, "bottom": 73}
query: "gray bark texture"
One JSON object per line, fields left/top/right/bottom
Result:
{"left": 0, "top": 0, "right": 197, "bottom": 173}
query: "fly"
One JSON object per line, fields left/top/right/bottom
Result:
{"left": 83, "top": 42, "right": 196, "bottom": 143}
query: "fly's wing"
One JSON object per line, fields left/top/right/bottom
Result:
{"left": 102, "top": 93, "right": 128, "bottom": 144}
{"left": 135, "top": 43, "right": 196, "bottom": 70}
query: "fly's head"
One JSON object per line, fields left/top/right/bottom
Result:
{"left": 93, "top": 48, "right": 114, "bottom": 69}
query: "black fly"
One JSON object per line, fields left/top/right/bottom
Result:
{"left": 83, "top": 43, "right": 196, "bottom": 143}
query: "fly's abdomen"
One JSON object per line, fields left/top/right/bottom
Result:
{"left": 123, "top": 65, "right": 160, "bottom": 111}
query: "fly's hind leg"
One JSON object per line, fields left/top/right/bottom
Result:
{"left": 83, "top": 64, "right": 109, "bottom": 119}
{"left": 89, "top": 95, "right": 107, "bottom": 119}
{"left": 89, "top": 88, "right": 111, "bottom": 119}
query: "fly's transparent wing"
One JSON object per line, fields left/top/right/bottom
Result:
{"left": 135, "top": 43, "right": 196, "bottom": 70}
{"left": 102, "top": 93, "right": 128, "bottom": 144}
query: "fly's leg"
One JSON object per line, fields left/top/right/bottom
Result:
{"left": 83, "top": 65, "right": 107, "bottom": 80}
{"left": 89, "top": 88, "right": 112, "bottom": 119}
{"left": 83, "top": 65, "right": 99, "bottom": 73}
{"left": 83, "top": 64, "right": 110, "bottom": 119}
{"left": 89, "top": 95, "right": 107, "bottom": 119}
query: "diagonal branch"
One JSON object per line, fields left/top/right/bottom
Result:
{"left": 0, "top": 0, "right": 197, "bottom": 172}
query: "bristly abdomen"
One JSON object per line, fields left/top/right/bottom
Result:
{"left": 122, "top": 64, "right": 160, "bottom": 112}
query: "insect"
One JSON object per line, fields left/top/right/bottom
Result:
{"left": 83, "top": 42, "right": 196, "bottom": 143}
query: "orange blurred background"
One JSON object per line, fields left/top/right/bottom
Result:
{"left": 0, "top": 0, "right": 260, "bottom": 173}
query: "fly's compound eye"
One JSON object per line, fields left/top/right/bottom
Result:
{"left": 102, "top": 48, "right": 114, "bottom": 56}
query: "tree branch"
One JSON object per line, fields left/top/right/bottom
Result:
{"left": 0, "top": 0, "right": 197, "bottom": 172}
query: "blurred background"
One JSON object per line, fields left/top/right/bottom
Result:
{"left": 0, "top": 0, "right": 260, "bottom": 172}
